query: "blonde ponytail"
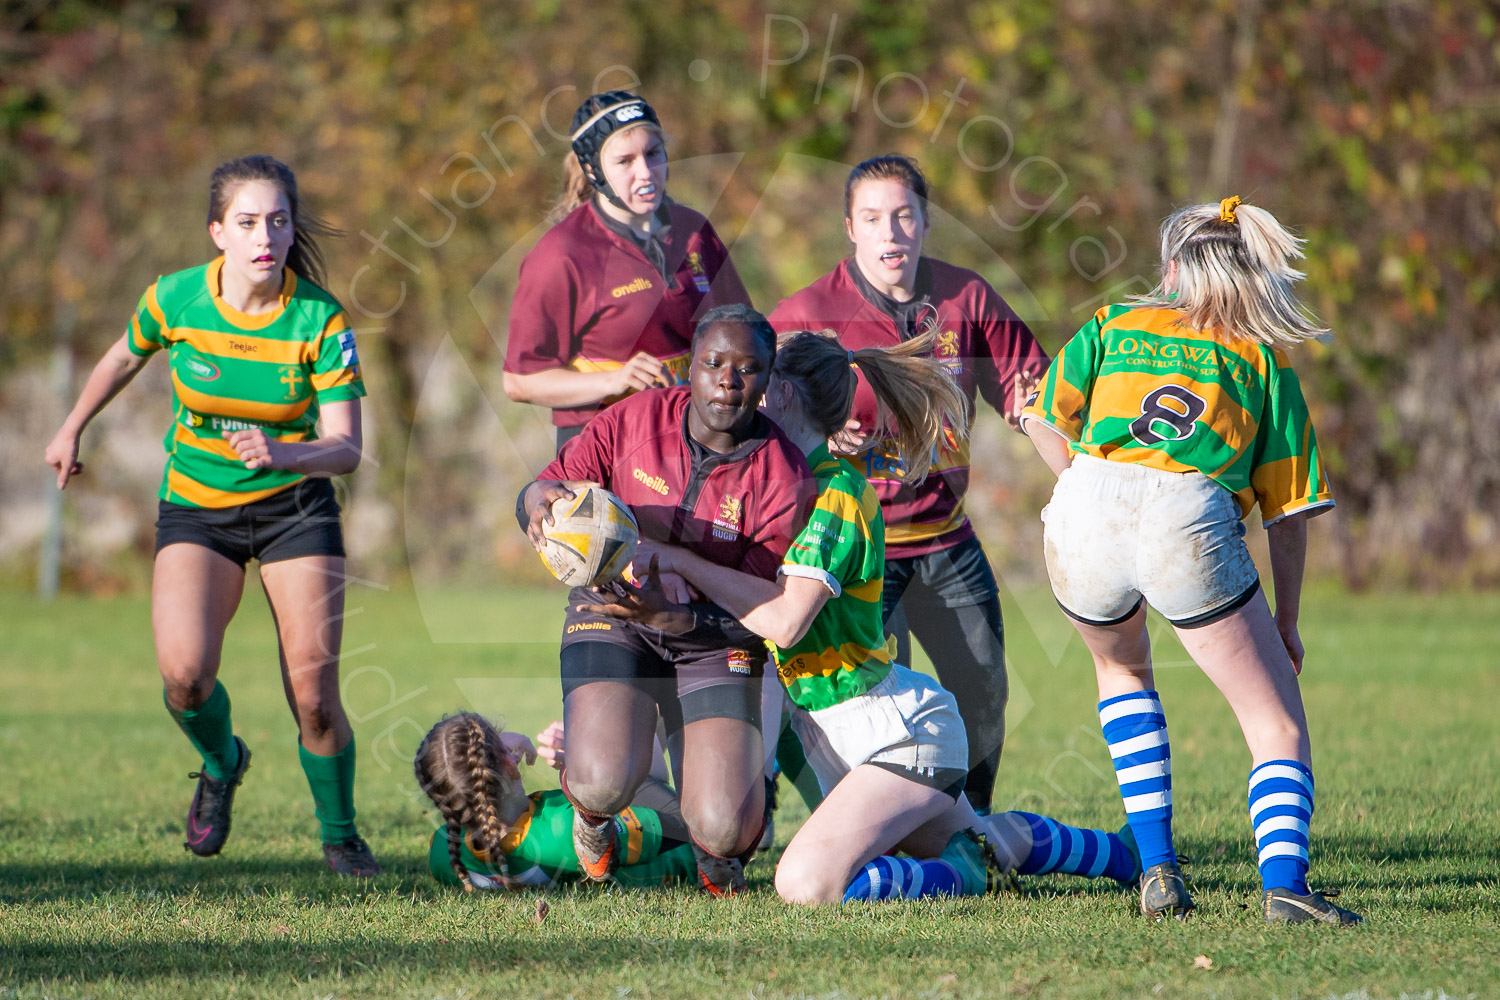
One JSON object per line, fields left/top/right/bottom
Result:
{"left": 1130, "top": 199, "right": 1330, "bottom": 349}
{"left": 548, "top": 151, "right": 596, "bottom": 224}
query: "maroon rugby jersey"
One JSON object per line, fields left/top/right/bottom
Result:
{"left": 769, "top": 258, "right": 1049, "bottom": 558}
{"left": 506, "top": 201, "right": 751, "bottom": 429}
{"left": 539, "top": 386, "right": 815, "bottom": 581}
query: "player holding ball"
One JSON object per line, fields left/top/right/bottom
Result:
{"left": 1022, "top": 197, "right": 1361, "bottom": 925}
{"left": 516, "top": 304, "right": 815, "bottom": 894}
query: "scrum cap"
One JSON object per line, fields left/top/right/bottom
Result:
{"left": 570, "top": 91, "right": 662, "bottom": 209}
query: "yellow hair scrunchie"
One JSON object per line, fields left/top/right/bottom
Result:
{"left": 1219, "top": 195, "right": 1242, "bottom": 223}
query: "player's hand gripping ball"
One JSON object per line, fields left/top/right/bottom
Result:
{"left": 537, "top": 487, "right": 639, "bottom": 587}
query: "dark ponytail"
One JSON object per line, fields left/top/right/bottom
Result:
{"left": 773, "top": 330, "right": 968, "bottom": 485}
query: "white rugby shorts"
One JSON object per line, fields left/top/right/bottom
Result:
{"left": 790, "top": 664, "right": 969, "bottom": 795}
{"left": 1041, "top": 454, "right": 1261, "bottom": 628}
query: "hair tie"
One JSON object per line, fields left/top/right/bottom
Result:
{"left": 1219, "top": 195, "right": 1242, "bottom": 224}
{"left": 847, "top": 349, "right": 855, "bottom": 363}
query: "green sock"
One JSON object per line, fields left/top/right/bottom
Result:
{"left": 164, "top": 681, "right": 240, "bottom": 781}
{"left": 299, "top": 740, "right": 358, "bottom": 843}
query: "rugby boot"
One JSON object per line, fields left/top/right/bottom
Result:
{"left": 1139, "top": 861, "right": 1194, "bottom": 920}
{"left": 322, "top": 834, "right": 382, "bottom": 878}
{"left": 695, "top": 854, "right": 747, "bottom": 896}
{"left": 1263, "top": 887, "right": 1363, "bottom": 926}
{"left": 183, "top": 736, "right": 251, "bottom": 857}
{"left": 573, "top": 811, "right": 620, "bottom": 882}
{"left": 941, "top": 828, "right": 1007, "bottom": 896}
{"left": 692, "top": 839, "right": 747, "bottom": 896}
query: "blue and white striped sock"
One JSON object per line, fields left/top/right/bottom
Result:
{"left": 842, "top": 856, "right": 964, "bottom": 902}
{"left": 1007, "top": 811, "right": 1139, "bottom": 885}
{"left": 1099, "top": 689, "right": 1175, "bottom": 869}
{"left": 1248, "top": 759, "right": 1313, "bottom": 895}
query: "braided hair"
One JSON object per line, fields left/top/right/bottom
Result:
{"left": 412, "top": 712, "right": 518, "bottom": 892}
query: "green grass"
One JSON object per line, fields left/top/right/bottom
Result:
{"left": 1, "top": 582, "right": 1497, "bottom": 999}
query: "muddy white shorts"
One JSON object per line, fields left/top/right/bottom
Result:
{"left": 1041, "top": 454, "right": 1261, "bottom": 628}
{"left": 790, "top": 664, "right": 970, "bottom": 799}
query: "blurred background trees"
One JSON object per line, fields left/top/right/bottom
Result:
{"left": 3, "top": 0, "right": 1496, "bottom": 591}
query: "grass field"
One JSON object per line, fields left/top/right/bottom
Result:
{"left": 1, "top": 581, "right": 1497, "bottom": 1000}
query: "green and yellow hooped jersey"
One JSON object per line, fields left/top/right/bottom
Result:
{"left": 427, "top": 789, "right": 696, "bottom": 889}
{"left": 1023, "top": 304, "right": 1334, "bottom": 526}
{"left": 126, "top": 257, "right": 365, "bottom": 508}
{"left": 772, "top": 444, "right": 895, "bottom": 712}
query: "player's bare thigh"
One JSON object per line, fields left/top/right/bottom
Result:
{"left": 152, "top": 542, "right": 245, "bottom": 710}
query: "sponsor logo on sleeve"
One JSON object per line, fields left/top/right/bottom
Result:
{"left": 338, "top": 330, "right": 359, "bottom": 367}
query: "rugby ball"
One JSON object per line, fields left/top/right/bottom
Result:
{"left": 537, "top": 487, "right": 639, "bottom": 587}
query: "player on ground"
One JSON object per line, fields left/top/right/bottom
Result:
{"left": 504, "top": 91, "right": 751, "bottom": 451}
{"left": 516, "top": 304, "right": 815, "bottom": 894}
{"left": 415, "top": 714, "right": 697, "bottom": 890}
{"left": 43, "top": 156, "right": 379, "bottom": 876}
{"left": 1021, "top": 197, "right": 1361, "bottom": 925}
{"left": 768, "top": 155, "right": 1049, "bottom": 812}
{"left": 585, "top": 331, "right": 1140, "bottom": 904}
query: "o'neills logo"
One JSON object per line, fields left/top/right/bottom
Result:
{"left": 632, "top": 468, "right": 669, "bottom": 495}
{"left": 611, "top": 277, "right": 653, "bottom": 298}
{"left": 567, "top": 622, "right": 612, "bottom": 634}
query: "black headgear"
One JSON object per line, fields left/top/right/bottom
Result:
{"left": 569, "top": 91, "right": 662, "bottom": 210}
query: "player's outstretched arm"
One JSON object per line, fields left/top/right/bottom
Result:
{"left": 640, "top": 540, "right": 829, "bottom": 649}
{"left": 503, "top": 353, "right": 668, "bottom": 408}
{"left": 44, "top": 333, "right": 150, "bottom": 489}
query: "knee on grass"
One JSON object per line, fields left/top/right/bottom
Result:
{"left": 684, "top": 799, "right": 760, "bottom": 859}
{"left": 774, "top": 851, "right": 846, "bottom": 906}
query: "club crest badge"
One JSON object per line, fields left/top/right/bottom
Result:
{"left": 712, "top": 494, "right": 742, "bottom": 542}
{"left": 687, "top": 251, "right": 711, "bottom": 294}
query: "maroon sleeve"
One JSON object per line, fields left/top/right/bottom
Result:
{"left": 538, "top": 400, "right": 621, "bottom": 487}
{"left": 767, "top": 292, "right": 809, "bottom": 335}
{"left": 504, "top": 242, "right": 585, "bottom": 375}
{"left": 972, "top": 282, "right": 1050, "bottom": 416}
{"left": 702, "top": 222, "right": 751, "bottom": 309}
{"left": 738, "top": 451, "right": 817, "bottom": 581}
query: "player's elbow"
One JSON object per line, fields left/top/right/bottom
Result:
{"left": 502, "top": 370, "right": 532, "bottom": 403}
